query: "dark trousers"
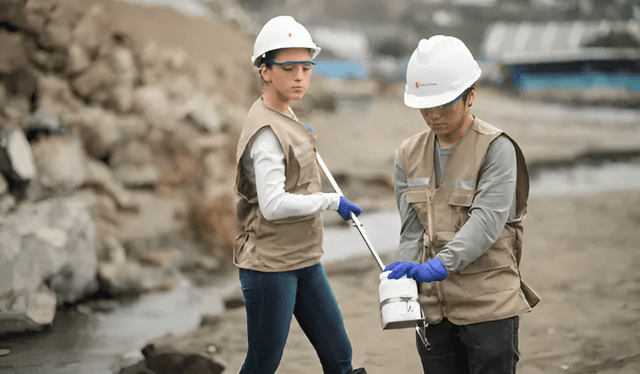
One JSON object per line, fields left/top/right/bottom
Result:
{"left": 416, "top": 316, "right": 520, "bottom": 374}
{"left": 239, "top": 264, "right": 353, "bottom": 374}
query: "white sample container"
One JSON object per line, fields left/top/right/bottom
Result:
{"left": 379, "top": 271, "right": 424, "bottom": 329}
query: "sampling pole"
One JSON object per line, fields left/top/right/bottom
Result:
{"left": 316, "top": 153, "right": 385, "bottom": 271}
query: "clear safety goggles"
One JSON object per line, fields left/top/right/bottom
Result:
{"left": 266, "top": 60, "right": 316, "bottom": 70}
{"left": 419, "top": 92, "right": 464, "bottom": 115}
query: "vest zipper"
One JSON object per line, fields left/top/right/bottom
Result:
{"left": 424, "top": 191, "right": 447, "bottom": 317}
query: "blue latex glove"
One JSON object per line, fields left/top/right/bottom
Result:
{"left": 337, "top": 196, "right": 361, "bottom": 221}
{"left": 384, "top": 258, "right": 448, "bottom": 283}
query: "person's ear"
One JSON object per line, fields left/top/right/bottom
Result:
{"left": 260, "top": 65, "right": 272, "bottom": 84}
{"left": 467, "top": 87, "right": 476, "bottom": 107}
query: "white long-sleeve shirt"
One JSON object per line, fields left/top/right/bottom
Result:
{"left": 241, "top": 126, "right": 341, "bottom": 221}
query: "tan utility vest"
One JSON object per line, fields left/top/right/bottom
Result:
{"left": 234, "top": 97, "right": 324, "bottom": 272}
{"left": 398, "top": 118, "right": 540, "bottom": 325}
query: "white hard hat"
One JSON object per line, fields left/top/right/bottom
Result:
{"left": 404, "top": 35, "right": 481, "bottom": 109}
{"left": 251, "top": 16, "right": 321, "bottom": 67}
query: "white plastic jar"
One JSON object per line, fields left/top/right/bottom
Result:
{"left": 378, "top": 271, "right": 424, "bottom": 329}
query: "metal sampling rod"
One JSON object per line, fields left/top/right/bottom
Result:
{"left": 316, "top": 153, "right": 385, "bottom": 271}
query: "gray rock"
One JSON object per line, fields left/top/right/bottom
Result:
{"left": 31, "top": 134, "right": 87, "bottom": 192}
{"left": 134, "top": 85, "right": 176, "bottom": 131}
{"left": 64, "top": 106, "right": 122, "bottom": 160}
{"left": 13, "top": 288, "right": 57, "bottom": 326}
{"left": 72, "top": 4, "right": 106, "bottom": 55}
{"left": 0, "top": 195, "right": 17, "bottom": 216}
{"left": 113, "top": 47, "right": 138, "bottom": 85}
{"left": 67, "top": 43, "right": 91, "bottom": 74}
{"left": 0, "top": 127, "right": 37, "bottom": 186}
{"left": 176, "top": 92, "right": 222, "bottom": 133}
{"left": 72, "top": 59, "right": 118, "bottom": 104}
{"left": 110, "top": 141, "right": 154, "bottom": 167}
{"left": 112, "top": 164, "right": 160, "bottom": 188}
{"left": 0, "top": 173, "right": 8, "bottom": 196}
{"left": 0, "top": 31, "right": 29, "bottom": 75}
{"left": 23, "top": 110, "right": 71, "bottom": 138}
{"left": 0, "top": 196, "right": 99, "bottom": 333}
{"left": 43, "top": 18, "right": 73, "bottom": 49}
{"left": 84, "top": 159, "right": 137, "bottom": 210}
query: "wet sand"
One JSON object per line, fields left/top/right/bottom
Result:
{"left": 146, "top": 190, "right": 640, "bottom": 374}
{"left": 143, "top": 83, "right": 640, "bottom": 373}
{"left": 140, "top": 77, "right": 640, "bottom": 373}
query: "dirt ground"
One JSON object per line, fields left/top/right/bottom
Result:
{"left": 146, "top": 88, "right": 640, "bottom": 374}
{"left": 149, "top": 189, "right": 640, "bottom": 374}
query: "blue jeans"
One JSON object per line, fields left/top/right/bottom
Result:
{"left": 416, "top": 316, "right": 520, "bottom": 374}
{"left": 239, "top": 264, "right": 353, "bottom": 374}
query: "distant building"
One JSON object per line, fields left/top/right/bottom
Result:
{"left": 481, "top": 20, "right": 640, "bottom": 95}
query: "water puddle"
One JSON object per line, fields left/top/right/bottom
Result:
{"left": 529, "top": 157, "right": 640, "bottom": 197}
{"left": 0, "top": 275, "right": 237, "bottom": 374}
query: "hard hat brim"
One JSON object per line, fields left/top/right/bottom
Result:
{"left": 404, "top": 70, "right": 481, "bottom": 109}
{"left": 252, "top": 46, "right": 321, "bottom": 67}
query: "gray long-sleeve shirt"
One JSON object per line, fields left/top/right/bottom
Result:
{"left": 394, "top": 136, "right": 518, "bottom": 272}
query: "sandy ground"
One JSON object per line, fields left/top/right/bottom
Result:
{"left": 149, "top": 189, "right": 640, "bottom": 374}
{"left": 146, "top": 88, "right": 640, "bottom": 373}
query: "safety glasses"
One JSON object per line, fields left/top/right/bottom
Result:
{"left": 267, "top": 60, "right": 315, "bottom": 71}
{"left": 419, "top": 92, "right": 463, "bottom": 116}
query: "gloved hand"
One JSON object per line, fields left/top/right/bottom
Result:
{"left": 337, "top": 196, "right": 361, "bottom": 221}
{"left": 384, "top": 258, "right": 448, "bottom": 283}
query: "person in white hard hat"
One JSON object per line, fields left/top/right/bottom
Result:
{"left": 383, "top": 35, "right": 540, "bottom": 373}
{"left": 234, "top": 15, "right": 366, "bottom": 374}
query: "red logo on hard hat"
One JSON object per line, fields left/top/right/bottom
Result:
{"left": 288, "top": 33, "right": 292, "bottom": 37}
{"left": 415, "top": 82, "right": 436, "bottom": 88}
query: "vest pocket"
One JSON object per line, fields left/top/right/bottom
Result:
{"left": 406, "top": 188, "right": 430, "bottom": 203}
{"left": 449, "top": 190, "right": 474, "bottom": 206}
{"left": 449, "top": 190, "right": 474, "bottom": 230}
{"left": 457, "top": 230, "right": 517, "bottom": 275}
{"left": 292, "top": 146, "right": 316, "bottom": 189}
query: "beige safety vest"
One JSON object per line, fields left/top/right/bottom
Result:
{"left": 234, "top": 97, "right": 324, "bottom": 272}
{"left": 398, "top": 118, "right": 540, "bottom": 325}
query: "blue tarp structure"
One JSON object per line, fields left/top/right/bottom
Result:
{"left": 482, "top": 20, "right": 640, "bottom": 91}
{"left": 313, "top": 59, "right": 368, "bottom": 79}
{"left": 513, "top": 70, "right": 640, "bottom": 91}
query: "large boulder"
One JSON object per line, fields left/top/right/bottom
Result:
{"left": 0, "top": 195, "right": 99, "bottom": 334}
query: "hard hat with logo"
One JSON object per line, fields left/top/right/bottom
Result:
{"left": 251, "top": 16, "right": 321, "bottom": 67}
{"left": 404, "top": 35, "right": 481, "bottom": 109}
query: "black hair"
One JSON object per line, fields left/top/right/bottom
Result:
{"left": 258, "top": 49, "right": 280, "bottom": 68}
{"left": 257, "top": 48, "right": 315, "bottom": 68}
{"left": 461, "top": 83, "right": 477, "bottom": 104}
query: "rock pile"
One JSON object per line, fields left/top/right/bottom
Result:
{"left": 0, "top": 0, "right": 261, "bottom": 335}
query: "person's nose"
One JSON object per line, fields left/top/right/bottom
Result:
{"left": 293, "top": 66, "right": 305, "bottom": 81}
{"left": 421, "top": 108, "right": 442, "bottom": 121}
